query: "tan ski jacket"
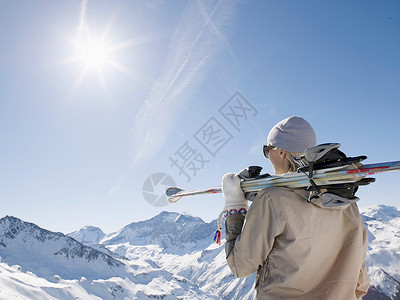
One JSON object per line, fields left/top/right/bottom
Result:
{"left": 225, "top": 186, "right": 369, "bottom": 299}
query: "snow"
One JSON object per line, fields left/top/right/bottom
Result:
{"left": 367, "top": 266, "right": 400, "bottom": 299}
{"left": 0, "top": 206, "right": 399, "bottom": 299}
{"left": 0, "top": 215, "right": 218, "bottom": 299}
{"left": 68, "top": 226, "right": 106, "bottom": 246}
{"left": 359, "top": 205, "right": 400, "bottom": 299}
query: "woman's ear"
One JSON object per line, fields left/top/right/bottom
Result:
{"left": 279, "top": 149, "right": 287, "bottom": 159}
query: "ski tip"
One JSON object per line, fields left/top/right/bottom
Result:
{"left": 168, "top": 196, "right": 183, "bottom": 203}
{"left": 166, "top": 187, "right": 183, "bottom": 197}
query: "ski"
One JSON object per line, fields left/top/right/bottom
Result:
{"left": 166, "top": 160, "right": 400, "bottom": 203}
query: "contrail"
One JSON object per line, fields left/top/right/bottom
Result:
{"left": 75, "top": 0, "right": 88, "bottom": 57}
{"left": 129, "top": 0, "right": 239, "bottom": 165}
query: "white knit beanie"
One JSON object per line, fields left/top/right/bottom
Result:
{"left": 267, "top": 116, "right": 317, "bottom": 153}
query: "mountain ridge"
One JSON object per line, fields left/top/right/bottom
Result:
{"left": 0, "top": 205, "right": 399, "bottom": 299}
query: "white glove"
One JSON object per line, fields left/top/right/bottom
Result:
{"left": 222, "top": 173, "right": 249, "bottom": 215}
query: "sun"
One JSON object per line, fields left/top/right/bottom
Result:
{"left": 75, "top": 38, "right": 110, "bottom": 69}
{"left": 57, "top": 26, "right": 121, "bottom": 94}
{"left": 56, "top": 9, "right": 153, "bottom": 95}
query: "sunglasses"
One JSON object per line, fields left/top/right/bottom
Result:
{"left": 263, "top": 145, "right": 276, "bottom": 158}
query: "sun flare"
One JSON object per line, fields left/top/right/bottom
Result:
{"left": 58, "top": 3, "right": 152, "bottom": 95}
{"left": 75, "top": 39, "right": 110, "bottom": 69}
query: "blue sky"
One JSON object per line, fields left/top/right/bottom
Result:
{"left": 1, "top": 0, "right": 399, "bottom": 234}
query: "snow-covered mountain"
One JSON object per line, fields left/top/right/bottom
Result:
{"left": 0, "top": 215, "right": 218, "bottom": 299}
{"left": 99, "top": 211, "right": 256, "bottom": 299}
{"left": 100, "top": 211, "right": 218, "bottom": 252}
{"left": 68, "top": 226, "right": 106, "bottom": 246}
{"left": 0, "top": 205, "right": 399, "bottom": 299}
{"left": 360, "top": 206, "right": 400, "bottom": 300}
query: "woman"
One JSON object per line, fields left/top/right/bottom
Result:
{"left": 222, "top": 116, "right": 369, "bottom": 299}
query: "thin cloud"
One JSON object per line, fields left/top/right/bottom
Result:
{"left": 75, "top": 0, "right": 88, "bottom": 57}
{"left": 129, "top": 0, "right": 239, "bottom": 165}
